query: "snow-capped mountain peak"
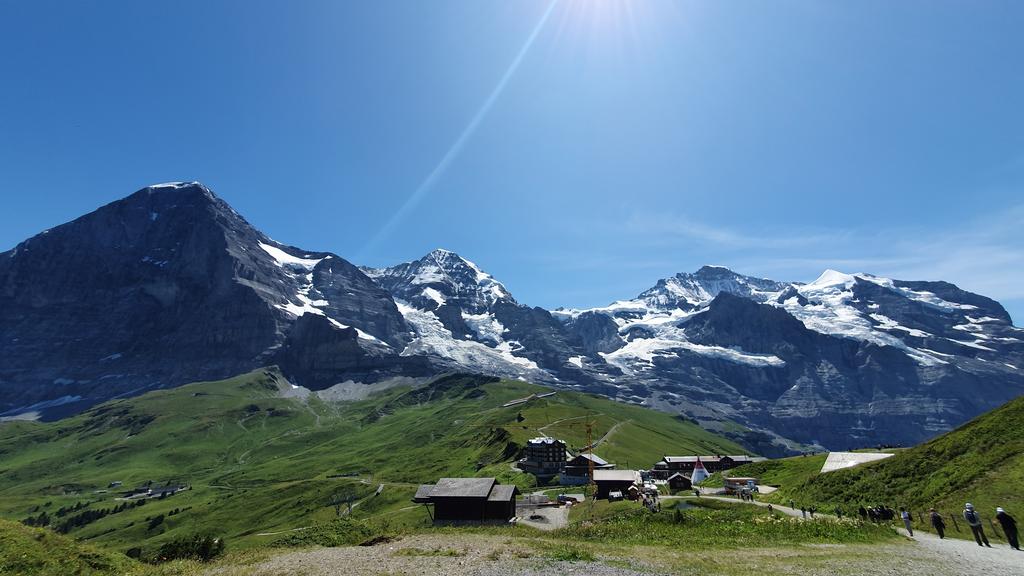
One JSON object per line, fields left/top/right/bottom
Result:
{"left": 637, "top": 265, "right": 790, "bottom": 310}
{"left": 362, "top": 249, "right": 514, "bottom": 313}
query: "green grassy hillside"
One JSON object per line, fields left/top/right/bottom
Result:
{"left": 762, "top": 396, "right": 1024, "bottom": 515}
{"left": 698, "top": 453, "right": 829, "bottom": 490}
{"left": 0, "top": 370, "right": 746, "bottom": 556}
{"left": 0, "top": 517, "right": 143, "bottom": 576}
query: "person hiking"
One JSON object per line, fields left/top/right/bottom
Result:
{"left": 809, "top": 506, "right": 816, "bottom": 519}
{"left": 929, "top": 508, "right": 946, "bottom": 539}
{"left": 800, "top": 506, "right": 807, "bottom": 519}
{"left": 858, "top": 506, "right": 868, "bottom": 521}
{"left": 995, "top": 507, "right": 1019, "bottom": 551}
{"left": 963, "top": 503, "right": 991, "bottom": 547}
{"left": 767, "top": 503, "right": 774, "bottom": 516}
{"left": 900, "top": 508, "right": 913, "bottom": 536}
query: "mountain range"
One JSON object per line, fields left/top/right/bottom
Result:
{"left": 2, "top": 182, "right": 1022, "bottom": 454}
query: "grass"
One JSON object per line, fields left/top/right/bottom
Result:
{"left": 760, "top": 396, "right": 1024, "bottom": 519}
{"left": 557, "top": 498, "right": 898, "bottom": 549}
{"left": 543, "top": 544, "right": 595, "bottom": 562}
{"left": 0, "top": 368, "right": 747, "bottom": 558}
{"left": 692, "top": 397, "right": 1024, "bottom": 543}
{"left": 0, "top": 517, "right": 144, "bottom": 576}
{"left": 700, "top": 453, "right": 829, "bottom": 491}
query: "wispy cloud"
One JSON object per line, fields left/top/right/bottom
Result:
{"left": 621, "top": 205, "right": 1024, "bottom": 304}
{"left": 620, "top": 212, "right": 848, "bottom": 250}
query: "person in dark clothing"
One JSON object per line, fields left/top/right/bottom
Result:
{"left": 963, "top": 503, "right": 991, "bottom": 547}
{"left": 858, "top": 506, "right": 868, "bottom": 521}
{"left": 995, "top": 507, "right": 1019, "bottom": 551}
{"left": 929, "top": 508, "right": 946, "bottom": 539}
{"left": 800, "top": 506, "right": 807, "bottom": 519}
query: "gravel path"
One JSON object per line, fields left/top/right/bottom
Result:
{"left": 895, "top": 525, "right": 1023, "bottom": 575}
{"left": 696, "top": 494, "right": 1024, "bottom": 574}
{"left": 205, "top": 534, "right": 653, "bottom": 576}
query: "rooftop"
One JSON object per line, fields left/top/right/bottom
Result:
{"left": 593, "top": 470, "right": 641, "bottom": 483}
{"left": 487, "top": 485, "right": 519, "bottom": 502}
{"left": 429, "top": 477, "right": 496, "bottom": 498}
{"left": 527, "top": 436, "right": 563, "bottom": 445}
{"left": 572, "top": 453, "right": 610, "bottom": 466}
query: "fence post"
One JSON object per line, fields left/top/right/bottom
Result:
{"left": 989, "top": 518, "right": 1004, "bottom": 541}
{"left": 950, "top": 512, "right": 960, "bottom": 533}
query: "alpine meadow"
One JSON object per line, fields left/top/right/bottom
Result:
{"left": 2, "top": 1, "right": 1023, "bottom": 575}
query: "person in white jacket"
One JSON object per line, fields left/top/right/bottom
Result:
{"left": 963, "top": 503, "right": 991, "bottom": 547}
{"left": 900, "top": 508, "right": 913, "bottom": 536}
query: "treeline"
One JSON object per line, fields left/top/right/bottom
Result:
{"left": 22, "top": 499, "right": 146, "bottom": 532}
{"left": 126, "top": 534, "right": 225, "bottom": 563}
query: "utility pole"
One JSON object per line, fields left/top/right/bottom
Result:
{"left": 587, "top": 419, "right": 595, "bottom": 518}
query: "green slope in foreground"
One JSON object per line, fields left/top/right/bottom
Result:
{"left": 718, "top": 396, "right": 1024, "bottom": 521}
{"left": 0, "top": 517, "right": 142, "bottom": 576}
{"left": 0, "top": 370, "right": 746, "bottom": 554}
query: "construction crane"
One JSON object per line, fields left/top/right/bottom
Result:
{"left": 533, "top": 412, "right": 601, "bottom": 517}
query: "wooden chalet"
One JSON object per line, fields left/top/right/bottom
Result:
{"left": 561, "top": 453, "right": 615, "bottom": 485}
{"left": 592, "top": 469, "right": 641, "bottom": 500}
{"left": 413, "top": 478, "right": 519, "bottom": 523}
{"left": 667, "top": 472, "right": 692, "bottom": 491}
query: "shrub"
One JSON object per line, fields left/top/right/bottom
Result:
{"left": 153, "top": 534, "right": 225, "bottom": 563}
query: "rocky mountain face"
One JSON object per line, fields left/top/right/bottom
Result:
{"left": 3, "top": 183, "right": 1022, "bottom": 455}
{"left": 0, "top": 183, "right": 418, "bottom": 418}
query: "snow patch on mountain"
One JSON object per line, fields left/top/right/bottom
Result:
{"left": 259, "top": 242, "right": 326, "bottom": 270}
{"left": 601, "top": 336, "right": 784, "bottom": 375}
{"left": 396, "top": 302, "right": 544, "bottom": 378}
{"left": 462, "top": 311, "right": 506, "bottom": 344}
{"left": 422, "top": 287, "right": 446, "bottom": 306}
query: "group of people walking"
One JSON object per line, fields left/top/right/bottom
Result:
{"left": 814, "top": 501, "right": 1020, "bottom": 550}
{"left": 918, "top": 503, "right": 1018, "bottom": 550}
{"left": 857, "top": 504, "right": 897, "bottom": 523}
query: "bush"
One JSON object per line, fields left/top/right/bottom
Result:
{"left": 153, "top": 534, "right": 225, "bottom": 563}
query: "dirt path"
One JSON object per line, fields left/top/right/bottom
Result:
{"left": 592, "top": 420, "right": 627, "bottom": 448}
{"left": 692, "top": 495, "right": 1024, "bottom": 574}
{"left": 895, "top": 525, "right": 1022, "bottom": 574}
{"left": 537, "top": 414, "right": 596, "bottom": 436}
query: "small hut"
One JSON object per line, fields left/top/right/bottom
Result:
{"left": 667, "top": 472, "right": 692, "bottom": 491}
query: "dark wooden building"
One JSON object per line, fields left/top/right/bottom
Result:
{"left": 651, "top": 455, "right": 755, "bottom": 479}
{"left": 519, "top": 437, "right": 567, "bottom": 480}
{"left": 667, "top": 472, "right": 692, "bottom": 491}
{"left": 413, "top": 478, "right": 519, "bottom": 523}
{"left": 592, "top": 470, "right": 641, "bottom": 500}
{"left": 561, "top": 453, "right": 616, "bottom": 485}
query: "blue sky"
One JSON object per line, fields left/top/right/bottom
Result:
{"left": 2, "top": 1, "right": 1022, "bottom": 323}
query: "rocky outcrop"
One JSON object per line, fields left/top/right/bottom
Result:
{"left": 0, "top": 183, "right": 409, "bottom": 417}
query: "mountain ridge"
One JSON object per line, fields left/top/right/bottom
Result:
{"left": 2, "top": 182, "right": 1022, "bottom": 454}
